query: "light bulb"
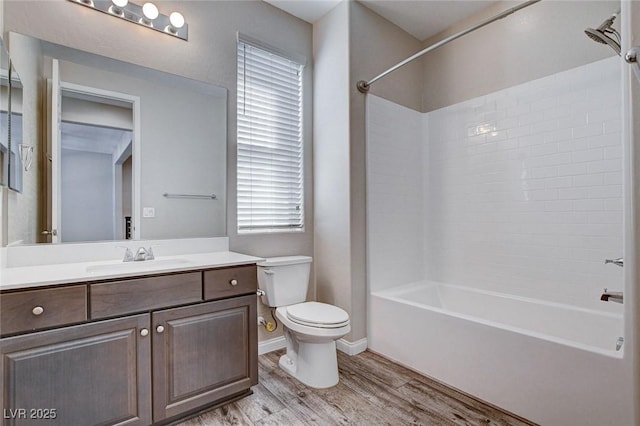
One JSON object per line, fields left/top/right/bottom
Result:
{"left": 109, "top": 0, "right": 128, "bottom": 16}
{"left": 142, "top": 2, "right": 159, "bottom": 20}
{"left": 169, "top": 12, "right": 185, "bottom": 29}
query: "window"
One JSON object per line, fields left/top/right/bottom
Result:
{"left": 237, "top": 40, "right": 304, "bottom": 233}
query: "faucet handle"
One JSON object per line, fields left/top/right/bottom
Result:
{"left": 116, "top": 246, "right": 134, "bottom": 262}
{"left": 605, "top": 258, "right": 624, "bottom": 267}
{"left": 146, "top": 246, "right": 155, "bottom": 260}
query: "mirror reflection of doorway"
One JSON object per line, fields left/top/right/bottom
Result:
{"left": 60, "top": 91, "right": 133, "bottom": 242}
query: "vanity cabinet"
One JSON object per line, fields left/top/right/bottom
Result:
{"left": 0, "top": 314, "right": 152, "bottom": 426}
{"left": 152, "top": 294, "right": 258, "bottom": 420}
{"left": 0, "top": 264, "right": 258, "bottom": 426}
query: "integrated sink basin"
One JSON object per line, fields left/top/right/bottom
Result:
{"left": 86, "top": 258, "right": 192, "bottom": 274}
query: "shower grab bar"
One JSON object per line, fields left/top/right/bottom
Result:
{"left": 163, "top": 193, "right": 217, "bottom": 200}
{"left": 356, "top": 0, "right": 541, "bottom": 93}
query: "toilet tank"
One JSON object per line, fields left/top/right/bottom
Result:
{"left": 257, "top": 256, "right": 312, "bottom": 307}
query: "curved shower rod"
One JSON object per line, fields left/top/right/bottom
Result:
{"left": 356, "top": 0, "right": 542, "bottom": 93}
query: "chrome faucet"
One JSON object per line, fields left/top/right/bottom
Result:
{"left": 133, "top": 246, "right": 155, "bottom": 262}
{"left": 601, "top": 288, "right": 623, "bottom": 303}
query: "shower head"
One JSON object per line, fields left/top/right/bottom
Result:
{"left": 585, "top": 13, "right": 621, "bottom": 56}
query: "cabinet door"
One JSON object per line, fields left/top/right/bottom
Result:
{"left": 0, "top": 315, "right": 152, "bottom": 426}
{"left": 152, "top": 294, "right": 257, "bottom": 421}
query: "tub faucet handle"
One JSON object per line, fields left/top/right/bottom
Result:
{"left": 604, "top": 257, "right": 623, "bottom": 268}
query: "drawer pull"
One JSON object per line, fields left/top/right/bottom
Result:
{"left": 230, "top": 279, "right": 238, "bottom": 286}
{"left": 156, "top": 325, "right": 165, "bottom": 333}
{"left": 32, "top": 306, "right": 44, "bottom": 316}
{"left": 140, "top": 328, "right": 149, "bottom": 337}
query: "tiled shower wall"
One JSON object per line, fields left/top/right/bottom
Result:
{"left": 367, "top": 57, "right": 623, "bottom": 311}
{"left": 367, "top": 96, "right": 424, "bottom": 293}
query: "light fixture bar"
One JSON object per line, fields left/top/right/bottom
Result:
{"left": 68, "top": 0, "right": 188, "bottom": 41}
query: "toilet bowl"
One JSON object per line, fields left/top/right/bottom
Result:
{"left": 257, "top": 257, "right": 350, "bottom": 388}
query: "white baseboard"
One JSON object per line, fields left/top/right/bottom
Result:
{"left": 258, "top": 336, "right": 286, "bottom": 355}
{"left": 258, "top": 335, "right": 368, "bottom": 356}
{"left": 337, "top": 337, "right": 368, "bottom": 356}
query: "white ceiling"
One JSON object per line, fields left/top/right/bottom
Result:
{"left": 264, "top": 0, "right": 342, "bottom": 25}
{"left": 358, "top": 1, "right": 499, "bottom": 41}
{"left": 265, "top": 0, "right": 500, "bottom": 41}
{"left": 62, "top": 122, "right": 132, "bottom": 156}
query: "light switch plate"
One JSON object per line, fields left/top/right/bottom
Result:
{"left": 143, "top": 207, "right": 155, "bottom": 218}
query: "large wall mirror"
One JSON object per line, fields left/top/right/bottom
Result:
{"left": 0, "top": 37, "right": 25, "bottom": 194}
{"left": 7, "top": 32, "right": 227, "bottom": 245}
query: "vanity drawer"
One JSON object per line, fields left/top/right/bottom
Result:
{"left": 0, "top": 285, "right": 87, "bottom": 335}
{"left": 204, "top": 265, "right": 257, "bottom": 300}
{"left": 90, "top": 272, "right": 202, "bottom": 319}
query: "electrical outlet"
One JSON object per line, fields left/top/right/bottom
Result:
{"left": 143, "top": 207, "right": 155, "bottom": 218}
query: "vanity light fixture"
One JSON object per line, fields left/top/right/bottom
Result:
{"left": 67, "top": 0, "right": 188, "bottom": 41}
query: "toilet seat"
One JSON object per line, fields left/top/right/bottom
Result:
{"left": 286, "top": 302, "right": 350, "bottom": 329}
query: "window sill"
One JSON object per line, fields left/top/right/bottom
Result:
{"left": 237, "top": 228, "right": 305, "bottom": 236}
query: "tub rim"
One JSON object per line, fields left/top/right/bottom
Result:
{"left": 371, "top": 280, "right": 624, "bottom": 358}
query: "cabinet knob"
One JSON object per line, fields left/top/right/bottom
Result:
{"left": 140, "top": 328, "right": 149, "bottom": 337}
{"left": 32, "top": 306, "right": 44, "bottom": 316}
{"left": 156, "top": 325, "right": 165, "bottom": 333}
{"left": 230, "top": 279, "right": 238, "bottom": 286}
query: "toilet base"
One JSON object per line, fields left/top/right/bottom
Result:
{"left": 279, "top": 340, "right": 339, "bottom": 389}
{"left": 274, "top": 306, "right": 350, "bottom": 389}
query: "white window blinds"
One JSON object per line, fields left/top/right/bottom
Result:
{"left": 237, "top": 40, "right": 304, "bottom": 233}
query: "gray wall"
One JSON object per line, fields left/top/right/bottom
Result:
{"left": 420, "top": 0, "right": 618, "bottom": 112}
{"left": 313, "top": 1, "right": 423, "bottom": 342}
{"left": 313, "top": 1, "right": 352, "bottom": 336}
{"left": 4, "top": 0, "right": 313, "bottom": 244}
{"left": 4, "top": 0, "right": 313, "bottom": 343}
{"left": 61, "top": 149, "right": 114, "bottom": 242}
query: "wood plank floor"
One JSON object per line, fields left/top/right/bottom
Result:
{"left": 176, "top": 349, "right": 536, "bottom": 426}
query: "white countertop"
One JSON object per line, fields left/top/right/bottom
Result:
{"left": 0, "top": 251, "right": 264, "bottom": 291}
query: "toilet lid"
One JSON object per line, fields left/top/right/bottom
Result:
{"left": 286, "top": 302, "right": 350, "bottom": 328}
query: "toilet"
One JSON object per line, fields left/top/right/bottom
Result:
{"left": 257, "top": 256, "right": 350, "bottom": 388}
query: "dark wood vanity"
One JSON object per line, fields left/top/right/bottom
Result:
{"left": 0, "top": 264, "right": 258, "bottom": 426}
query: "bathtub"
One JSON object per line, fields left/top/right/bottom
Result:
{"left": 368, "top": 281, "right": 630, "bottom": 426}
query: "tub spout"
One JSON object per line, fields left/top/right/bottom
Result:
{"left": 600, "top": 288, "right": 623, "bottom": 303}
